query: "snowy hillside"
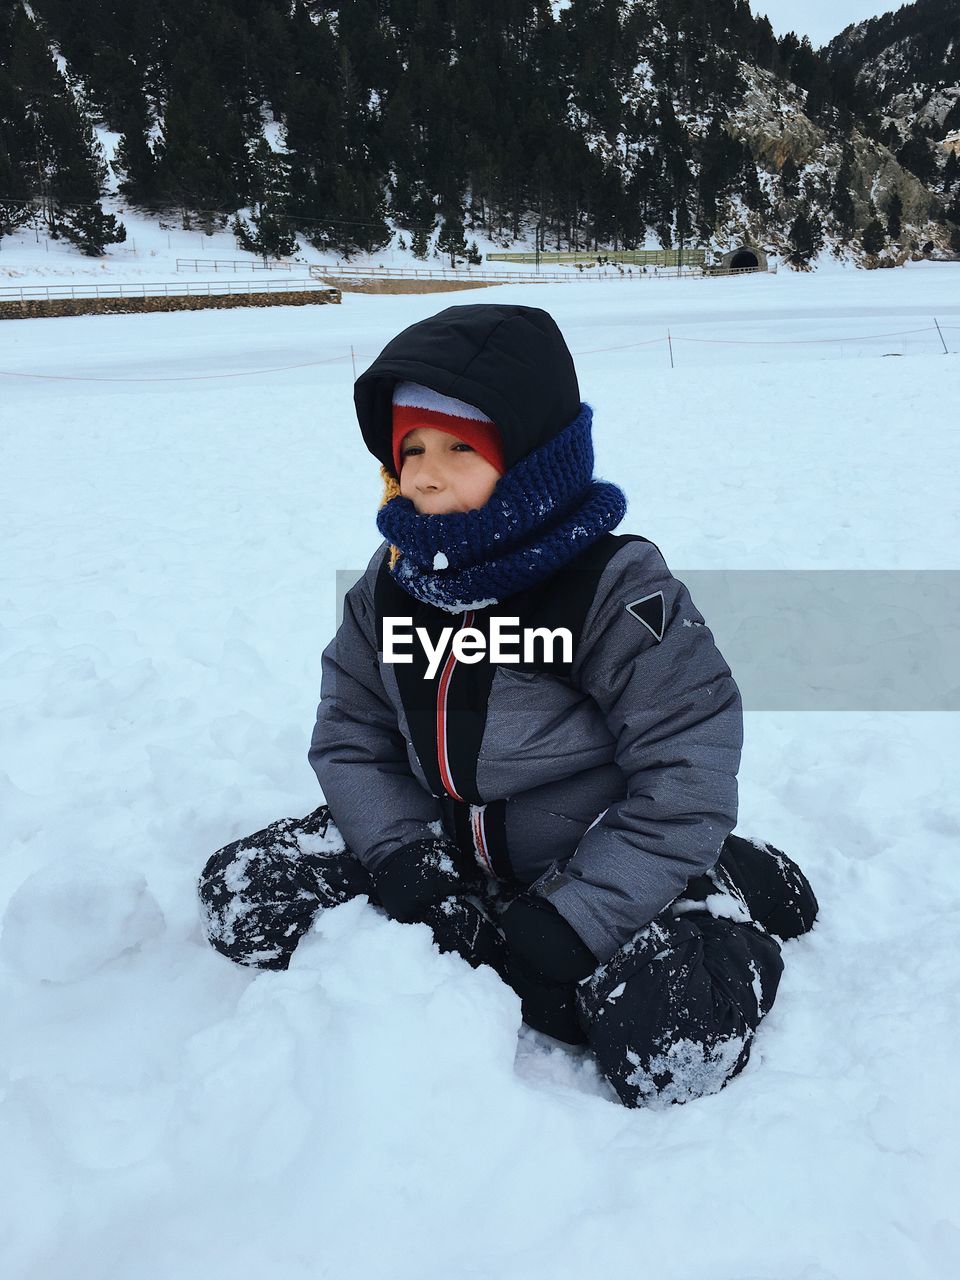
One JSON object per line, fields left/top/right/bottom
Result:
{"left": 2, "top": 265, "right": 959, "bottom": 1279}
{"left": 5, "top": 0, "right": 957, "bottom": 269}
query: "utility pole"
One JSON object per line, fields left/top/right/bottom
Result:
{"left": 536, "top": 173, "right": 544, "bottom": 275}
{"left": 31, "top": 111, "right": 51, "bottom": 236}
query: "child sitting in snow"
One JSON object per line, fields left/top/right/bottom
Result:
{"left": 199, "top": 303, "right": 817, "bottom": 1108}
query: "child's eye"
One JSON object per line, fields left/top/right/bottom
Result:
{"left": 451, "top": 442, "right": 474, "bottom": 452}
{"left": 402, "top": 444, "right": 424, "bottom": 457}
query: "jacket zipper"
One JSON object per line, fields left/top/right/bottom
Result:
{"left": 435, "top": 609, "right": 474, "bottom": 801}
{"left": 470, "top": 804, "right": 494, "bottom": 875}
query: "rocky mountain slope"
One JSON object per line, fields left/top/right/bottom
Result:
{"left": 827, "top": 0, "right": 960, "bottom": 203}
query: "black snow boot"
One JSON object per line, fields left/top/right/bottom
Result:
{"left": 198, "top": 804, "right": 374, "bottom": 969}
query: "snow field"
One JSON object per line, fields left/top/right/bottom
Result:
{"left": 1, "top": 269, "right": 959, "bottom": 1279}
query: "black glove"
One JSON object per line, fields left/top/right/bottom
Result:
{"left": 499, "top": 894, "right": 599, "bottom": 1044}
{"left": 371, "top": 836, "right": 482, "bottom": 924}
{"left": 500, "top": 893, "right": 598, "bottom": 983}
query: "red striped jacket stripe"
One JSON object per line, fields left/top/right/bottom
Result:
{"left": 435, "top": 610, "right": 475, "bottom": 802}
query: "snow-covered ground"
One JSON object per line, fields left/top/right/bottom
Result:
{"left": 2, "top": 256, "right": 959, "bottom": 1279}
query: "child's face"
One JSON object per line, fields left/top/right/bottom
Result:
{"left": 398, "top": 427, "right": 501, "bottom": 514}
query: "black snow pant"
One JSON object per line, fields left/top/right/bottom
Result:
{"left": 198, "top": 809, "right": 817, "bottom": 1109}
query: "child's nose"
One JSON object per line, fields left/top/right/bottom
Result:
{"left": 415, "top": 459, "right": 444, "bottom": 490}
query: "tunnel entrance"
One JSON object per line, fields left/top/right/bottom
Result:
{"left": 729, "top": 249, "right": 760, "bottom": 270}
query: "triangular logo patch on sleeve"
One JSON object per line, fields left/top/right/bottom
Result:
{"left": 625, "top": 591, "right": 666, "bottom": 641}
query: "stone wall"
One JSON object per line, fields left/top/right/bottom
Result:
{"left": 0, "top": 288, "right": 341, "bottom": 321}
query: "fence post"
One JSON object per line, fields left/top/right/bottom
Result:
{"left": 667, "top": 330, "right": 675, "bottom": 369}
{"left": 934, "top": 317, "right": 949, "bottom": 355}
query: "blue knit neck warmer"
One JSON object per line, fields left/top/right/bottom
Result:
{"left": 376, "top": 403, "right": 627, "bottom": 612}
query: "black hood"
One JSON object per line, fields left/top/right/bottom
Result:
{"left": 354, "top": 303, "right": 581, "bottom": 476}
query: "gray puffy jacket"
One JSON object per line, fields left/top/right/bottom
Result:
{"left": 309, "top": 533, "right": 743, "bottom": 963}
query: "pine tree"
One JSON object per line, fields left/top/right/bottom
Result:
{"left": 787, "top": 207, "right": 823, "bottom": 267}
{"left": 779, "top": 156, "right": 800, "bottom": 200}
{"left": 0, "top": 52, "right": 36, "bottom": 242}
{"left": 154, "top": 76, "right": 243, "bottom": 217}
{"left": 861, "top": 218, "right": 886, "bottom": 255}
{"left": 411, "top": 224, "right": 430, "bottom": 259}
{"left": 944, "top": 151, "right": 959, "bottom": 194}
{"left": 0, "top": 138, "right": 32, "bottom": 243}
{"left": 58, "top": 200, "right": 127, "bottom": 254}
{"left": 232, "top": 206, "right": 296, "bottom": 260}
{"left": 740, "top": 158, "right": 768, "bottom": 216}
{"left": 897, "top": 132, "right": 936, "bottom": 186}
{"left": 114, "top": 104, "right": 159, "bottom": 207}
{"left": 829, "top": 147, "right": 857, "bottom": 241}
{"left": 232, "top": 137, "right": 296, "bottom": 259}
{"left": 696, "top": 117, "right": 747, "bottom": 237}
{"left": 5, "top": 3, "right": 124, "bottom": 252}
{"left": 885, "top": 190, "right": 903, "bottom": 240}
{"left": 436, "top": 207, "right": 467, "bottom": 268}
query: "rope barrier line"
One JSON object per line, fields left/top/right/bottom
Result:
{"left": 0, "top": 353, "right": 353, "bottom": 383}
{"left": 572, "top": 328, "right": 946, "bottom": 359}
{"left": 571, "top": 327, "right": 941, "bottom": 356}
{"left": 573, "top": 336, "right": 668, "bottom": 355}
{"left": 0, "top": 324, "right": 951, "bottom": 383}
{"left": 0, "top": 340, "right": 666, "bottom": 378}
{"left": 672, "top": 327, "right": 938, "bottom": 347}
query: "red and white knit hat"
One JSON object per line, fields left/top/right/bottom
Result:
{"left": 391, "top": 381, "right": 505, "bottom": 476}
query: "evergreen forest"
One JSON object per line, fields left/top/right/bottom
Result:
{"left": 0, "top": 0, "right": 956, "bottom": 260}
